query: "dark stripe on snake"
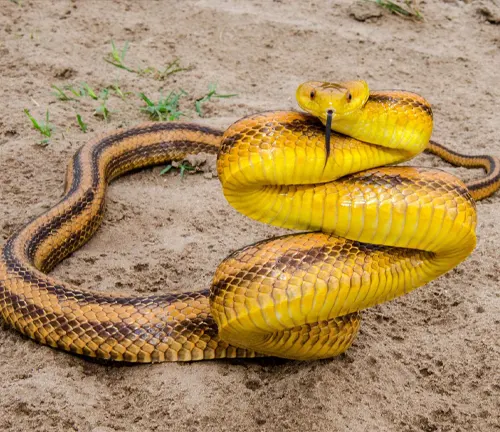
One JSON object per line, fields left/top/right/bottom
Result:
{"left": 221, "top": 115, "right": 322, "bottom": 154}
{"left": 22, "top": 140, "right": 219, "bottom": 264}
{"left": 369, "top": 94, "right": 433, "bottom": 118}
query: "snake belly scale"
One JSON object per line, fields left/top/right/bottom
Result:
{"left": 0, "top": 81, "right": 498, "bottom": 362}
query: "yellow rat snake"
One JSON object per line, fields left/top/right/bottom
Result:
{"left": 0, "top": 80, "right": 499, "bottom": 362}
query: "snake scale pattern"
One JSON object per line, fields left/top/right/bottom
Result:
{"left": 0, "top": 80, "right": 498, "bottom": 362}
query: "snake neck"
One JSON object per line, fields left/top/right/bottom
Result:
{"left": 330, "top": 91, "right": 433, "bottom": 156}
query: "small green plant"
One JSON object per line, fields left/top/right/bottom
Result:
{"left": 81, "top": 82, "right": 98, "bottom": 100}
{"left": 63, "top": 84, "right": 84, "bottom": 98}
{"left": 51, "top": 82, "right": 114, "bottom": 122}
{"left": 156, "top": 58, "right": 191, "bottom": 79}
{"left": 139, "top": 90, "right": 186, "bottom": 121}
{"left": 110, "top": 83, "right": 132, "bottom": 100}
{"left": 160, "top": 161, "right": 194, "bottom": 178}
{"left": 24, "top": 109, "right": 53, "bottom": 146}
{"left": 76, "top": 114, "right": 88, "bottom": 132}
{"left": 51, "top": 85, "right": 76, "bottom": 101}
{"left": 94, "top": 89, "right": 111, "bottom": 120}
{"left": 103, "top": 41, "right": 191, "bottom": 81}
{"left": 370, "top": 0, "right": 423, "bottom": 20}
{"left": 58, "top": 82, "right": 108, "bottom": 100}
{"left": 141, "top": 58, "right": 192, "bottom": 80}
{"left": 52, "top": 82, "right": 100, "bottom": 101}
{"left": 103, "top": 41, "right": 135, "bottom": 72}
{"left": 195, "top": 83, "right": 237, "bottom": 117}
{"left": 53, "top": 82, "right": 96, "bottom": 100}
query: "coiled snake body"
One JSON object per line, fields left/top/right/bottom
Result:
{"left": 0, "top": 81, "right": 498, "bottom": 362}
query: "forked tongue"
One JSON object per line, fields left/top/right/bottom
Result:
{"left": 324, "top": 109, "right": 333, "bottom": 166}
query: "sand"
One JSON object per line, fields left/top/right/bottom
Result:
{"left": 0, "top": 0, "right": 499, "bottom": 431}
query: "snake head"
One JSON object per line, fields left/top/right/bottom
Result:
{"left": 296, "top": 80, "right": 370, "bottom": 124}
{"left": 297, "top": 80, "right": 370, "bottom": 164}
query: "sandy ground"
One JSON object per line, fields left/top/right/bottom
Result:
{"left": 1, "top": 0, "right": 499, "bottom": 431}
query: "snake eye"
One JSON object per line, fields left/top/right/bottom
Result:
{"left": 310, "top": 90, "right": 316, "bottom": 99}
{"left": 346, "top": 92, "right": 352, "bottom": 103}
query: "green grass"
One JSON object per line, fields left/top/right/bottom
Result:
{"left": 51, "top": 82, "right": 114, "bottom": 122}
{"left": 51, "top": 82, "right": 99, "bottom": 100}
{"left": 139, "top": 90, "right": 186, "bottom": 121}
{"left": 140, "top": 58, "right": 193, "bottom": 80}
{"left": 370, "top": 0, "right": 423, "bottom": 20}
{"left": 103, "top": 41, "right": 191, "bottom": 81}
{"left": 195, "top": 83, "right": 237, "bottom": 117}
{"left": 76, "top": 114, "right": 88, "bottom": 132}
{"left": 24, "top": 109, "right": 53, "bottom": 146}
{"left": 94, "top": 89, "right": 111, "bottom": 120}
{"left": 38, "top": 41, "right": 236, "bottom": 147}
{"left": 51, "top": 85, "right": 77, "bottom": 101}
{"left": 63, "top": 84, "right": 84, "bottom": 98}
{"left": 110, "top": 83, "right": 132, "bottom": 100}
{"left": 103, "top": 41, "right": 135, "bottom": 73}
{"left": 160, "top": 161, "right": 195, "bottom": 177}
{"left": 81, "top": 82, "right": 99, "bottom": 100}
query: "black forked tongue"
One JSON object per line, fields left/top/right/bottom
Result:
{"left": 324, "top": 109, "right": 333, "bottom": 166}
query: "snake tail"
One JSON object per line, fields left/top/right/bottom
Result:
{"left": 427, "top": 140, "right": 500, "bottom": 201}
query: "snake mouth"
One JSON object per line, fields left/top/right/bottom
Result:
{"left": 324, "top": 109, "right": 334, "bottom": 163}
